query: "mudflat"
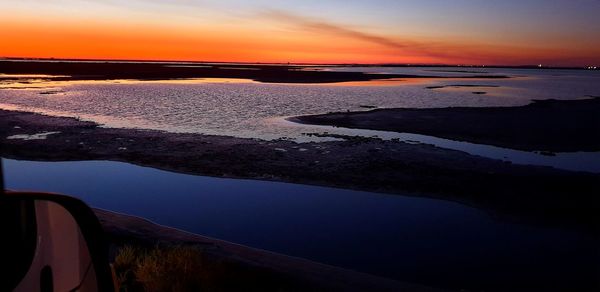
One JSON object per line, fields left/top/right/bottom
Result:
{"left": 1, "top": 109, "right": 598, "bottom": 231}
{"left": 290, "top": 98, "right": 600, "bottom": 152}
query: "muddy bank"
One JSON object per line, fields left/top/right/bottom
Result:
{"left": 290, "top": 98, "right": 600, "bottom": 152}
{"left": 0, "top": 60, "right": 507, "bottom": 84}
{"left": 1, "top": 110, "right": 598, "bottom": 231}
{"left": 96, "top": 209, "right": 441, "bottom": 292}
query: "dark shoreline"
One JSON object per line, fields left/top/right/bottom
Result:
{"left": 1, "top": 109, "right": 598, "bottom": 232}
{"left": 0, "top": 60, "right": 508, "bottom": 84}
{"left": 290, "top": 98, "right": 600, "bottom": 152}
{"left": 96, "top": 208, "right": 439, "bottom": 292}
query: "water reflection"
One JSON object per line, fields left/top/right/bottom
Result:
{"left": 0, "top": 77, "right": 259, "bottom": 90}
{"left": 0, "top": 73, "right": 564, "bottom": 140}
{"left": 3, "top": 158, "right": 597, "bottom": 291}
{"left": 1, "top": 68, "right": 599, "bottom": 173}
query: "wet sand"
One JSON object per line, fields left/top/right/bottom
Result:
{"left": 291, "top": 97, "right": 600, "bottom": 152}
{"left": 0, "top": 60, "right": 507, "bottom": 83}
{"left": 1, "top": 109, "right": 598, "bottom": 231}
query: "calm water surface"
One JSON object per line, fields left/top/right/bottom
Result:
{"left": 2, "top": 67, "right": 599, "bottom": 289}
{"left": 1, "top": 67, "right": 599, "bottom": 141}
{"left": 2, "top": 67, "right": 600, "bottom": 172}
{"left": 3, "top": 158, "right": 598, "bottom": 291}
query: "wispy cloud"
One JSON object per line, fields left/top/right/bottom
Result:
{"left": 261, "top": 10, "right": 417, "bottom": 50}
{"left": 259, "top": 9, "right": 469, "bottom": 61}
{"left": 259, "top": 9, "right": 571, "bottom": 64}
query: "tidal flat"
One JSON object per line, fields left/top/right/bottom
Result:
{"left": 290, "top": 97, "right": 600, "bottom": 152}
{"left": 2, "top": 108, "right": 598, "bottom": 231}
{"left": 2, "top": 61, "right": 599, "bottom": 291}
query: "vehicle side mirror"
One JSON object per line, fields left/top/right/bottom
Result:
{"left": 0, "top": 192, "right": 115, "bottom": 292}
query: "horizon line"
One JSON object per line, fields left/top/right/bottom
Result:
{"left": 1, "top": 56, "right": 597, "bottom": 70}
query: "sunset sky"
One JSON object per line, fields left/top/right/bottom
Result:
{"left": 1, "top": 0, "right": 599, "bottom": 66}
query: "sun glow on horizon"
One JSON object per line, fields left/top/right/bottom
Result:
{"left": 1, "top": 0, "right": 599, "bottom": 66}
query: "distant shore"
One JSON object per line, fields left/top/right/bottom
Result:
{"left": 289, "top": 97, "right": 600, "bottom": 152}
{"left": 1, "top": 108, "right": 598, "bottom": 231}
{"left": 0, "top": 60, "right": 508, "bottom": 84}
{"left": 2, "top": 57, "right": 596, "bottom": 71}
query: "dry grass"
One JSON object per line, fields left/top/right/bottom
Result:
{"left": 114, "top": 245, "right": 206, "bottom": 292}
{"left": 113, "top": 244, "right": 298, "bottom": 292}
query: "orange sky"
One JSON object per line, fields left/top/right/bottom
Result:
{"left": 1, "top": 1, "right": 599, "bottom": 66}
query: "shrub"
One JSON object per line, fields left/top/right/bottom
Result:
{"left": 114, "top": 245, "right": 205, "bottom": 292}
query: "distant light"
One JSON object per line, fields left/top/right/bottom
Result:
{"left": 538, "top": 64, "right": 543, "bottom": 68}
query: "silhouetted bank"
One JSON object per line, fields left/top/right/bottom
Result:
{"left": 0, "top": 60, "right": 507, "bottom": 83}
{"left": 96, "top": 209, "right": 440, "bottom": 292}
{"left": 290, "top": 97, "right": 600, "bottom": 152}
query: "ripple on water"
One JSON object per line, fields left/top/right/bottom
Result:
{"left": 2, "top": 69, "right": 598, "bottom": 140}
{"left": 1, "top": 69, "right": 599, "bottom": 171}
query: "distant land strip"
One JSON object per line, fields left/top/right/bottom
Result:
{"left": 0, "top": 60, "right": 509, "bottom": 84}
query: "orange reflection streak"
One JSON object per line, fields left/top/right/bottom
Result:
{"left": 0, "top": 77, "right": 260, "bottom": 90}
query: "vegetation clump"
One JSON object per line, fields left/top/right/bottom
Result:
{"left": 113, "top": 244, "right": 295, "bottom": 292}
{"left": 114, "top": 245, "right": 207, "bottom": 292}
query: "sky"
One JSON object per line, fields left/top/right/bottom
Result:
{"left": 1, "top": 0, "right": 599, "bottom": 66}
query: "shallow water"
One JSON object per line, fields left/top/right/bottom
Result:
{"left": 3, "top": 158, "right": 598, "bottom": 291}
{"left": 2, "top": 67, "right": 599, "bottom": 171}
{"left": 1, "top": 67, "right": 599, "bottom": 141}
{"left": 2, "top": 67, "right": 598, "bottom": 290}
{"left": 6, "top": 131, "right": 61, "bottom": 141}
